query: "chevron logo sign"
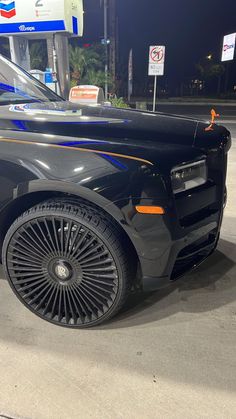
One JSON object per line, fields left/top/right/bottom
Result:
{"left": 0, "top": 0, "right": 16, "bottom": 19}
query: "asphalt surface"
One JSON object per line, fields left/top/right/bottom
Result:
{"left": 0, "top": 104, "right": 235, "bottom": 419}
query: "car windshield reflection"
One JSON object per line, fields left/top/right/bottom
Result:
{"left": 0, "top": 54, "right": 63, "bottom": 105}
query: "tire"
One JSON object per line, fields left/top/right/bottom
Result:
{"left": 2, "top": 199, "right": 133, "bottom": 328}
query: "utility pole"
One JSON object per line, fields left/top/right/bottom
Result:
{"left": 109, "top": 0, "right": 116, "bottom": 86}
{"left": 104, "top": 0, "right": 109, "bottom": 100}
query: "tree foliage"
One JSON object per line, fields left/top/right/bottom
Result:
{"left": 196, "top": 62, "right": 225, "bottom": 80}
{"left": 69, "top": 46, "right": 101, "bottom": 83}
{"left": 110, "top": 96, "right": 129, "bottom": 108}
{"left": 83, "top": 68, "right": 113, "bottom": 88}
{"left": 69, "top": 44, "right": 114, "bottom": 90}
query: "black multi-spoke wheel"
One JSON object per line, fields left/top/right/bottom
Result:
{"left": 3, "top": 200, "right": 132, "bottom": 328}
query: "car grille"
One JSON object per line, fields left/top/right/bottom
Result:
{"left": 175, "top": 150, "right": 227, "bottom": 228}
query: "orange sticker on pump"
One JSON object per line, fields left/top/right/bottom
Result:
{"left": 71, "top": 88, "right": 98, "bottom": 100}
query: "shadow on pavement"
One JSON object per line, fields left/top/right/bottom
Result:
{"left": 101, "top": 238, "right": 236, "bottom": 329}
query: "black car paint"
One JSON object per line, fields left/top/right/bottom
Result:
{"left": 0, "top": 99, "right": 231, "bottom": 290}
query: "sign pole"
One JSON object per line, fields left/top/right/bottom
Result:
{"left": 153, "top": 76, "right": 157, "bottom": 112}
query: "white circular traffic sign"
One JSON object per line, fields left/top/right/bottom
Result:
{"left": 150, "top": 46, "right": 164, "bottom": 63}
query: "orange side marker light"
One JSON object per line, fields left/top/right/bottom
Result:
{"left": 135, "top": 206, "right": 165, "bottom": 215}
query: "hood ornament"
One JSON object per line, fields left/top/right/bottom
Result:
{"left": 205, "top": 109, "right": 220, "bottom": 131}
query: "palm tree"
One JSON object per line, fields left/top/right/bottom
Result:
{"left": 83, "top": 68, "right": 113, "bottom": 90}
{"left": 69, "top": 46, "right": 102, "bottom": 85}
{"left": 196, "top": 60, "right": 225, "bottom": 96}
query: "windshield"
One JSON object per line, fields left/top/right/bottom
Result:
{"left": 0, "top": 55, "right": 63, "bottom": 105}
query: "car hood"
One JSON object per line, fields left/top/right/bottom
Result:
{"left": 0, "top": 100, "right": 231, "bottom": 151}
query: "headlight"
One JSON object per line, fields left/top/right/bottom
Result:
{"left": 171, "top": 160, "right": 207, "bottom": 194}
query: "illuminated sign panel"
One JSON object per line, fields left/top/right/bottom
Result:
{"left": 0, "top": 0, "right": 83, "bottom": 35}
{"left": 221, "top": 33, "right": 236, "bottom": 62}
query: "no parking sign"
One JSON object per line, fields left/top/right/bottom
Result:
{"left": 148, "top": 45, "right": 165, "bottom": 76}
{"left": 148, "top": 45, "right": 166, "bottom": 112}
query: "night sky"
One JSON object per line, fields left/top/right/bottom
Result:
{"left": 82, "top": 0, "right": 236, "bottom": 94}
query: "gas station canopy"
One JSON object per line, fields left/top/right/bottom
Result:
{"left": 0, "top": 0, "right": 84, "bottom": 37}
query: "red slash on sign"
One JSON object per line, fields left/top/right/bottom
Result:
{"left": 150, "top": 46, "right": 164, "bottom": 63}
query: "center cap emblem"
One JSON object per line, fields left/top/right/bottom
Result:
{"left": 55, "top": 263, "right": 70, "bottom": 280}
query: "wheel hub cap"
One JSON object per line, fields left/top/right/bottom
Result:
{"left": 54, "top": 260, "right": 72, "bottom": 281}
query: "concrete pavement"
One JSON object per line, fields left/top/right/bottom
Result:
{"left": 0, "top": 109, "right": 235, "bottom": 419}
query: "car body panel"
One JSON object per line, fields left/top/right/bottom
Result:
{"left": 0, "top": 60, "right": 231, "bottom": 290}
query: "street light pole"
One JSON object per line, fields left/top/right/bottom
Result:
{"left": 104, "top": 0, "right": 109, "bottom": 100}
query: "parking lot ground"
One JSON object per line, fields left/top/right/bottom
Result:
{"left": 0, "top": 109, "right": 235, "bottom": 419}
